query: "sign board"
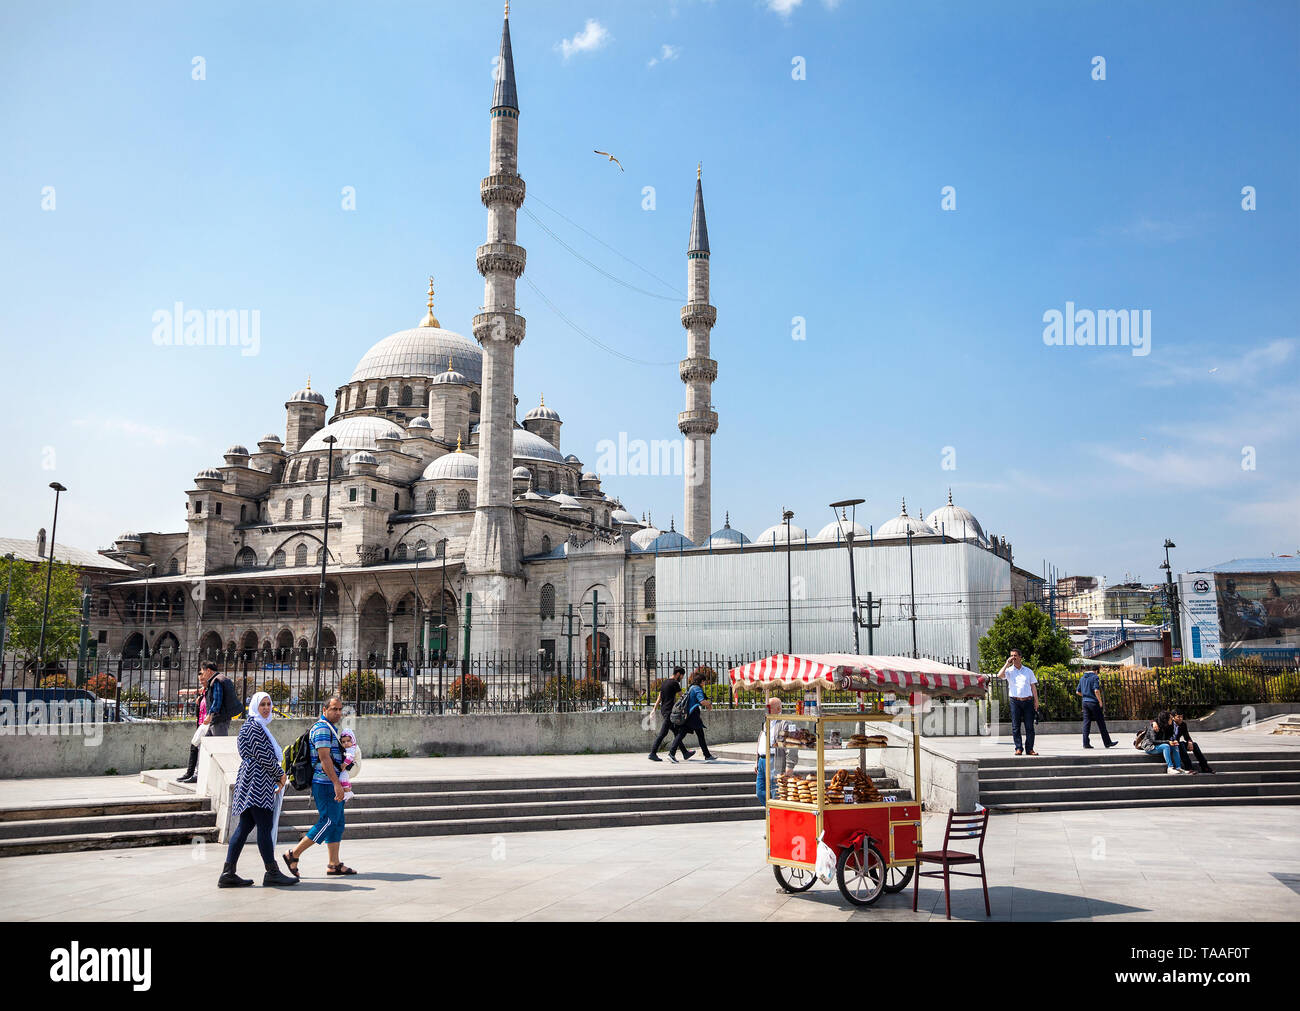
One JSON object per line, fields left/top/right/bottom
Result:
{"left": 1171, "top": 648, "right": 1182, "bottom": 662}
{"left": 1179, "top": 573, "right": 1221, "bottom": 663}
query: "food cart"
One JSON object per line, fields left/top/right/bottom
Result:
{"left": 729, "top": 653, "right": 987, "bottom": 907}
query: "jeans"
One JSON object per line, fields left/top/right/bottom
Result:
{"left": 225, "top": 805, "right": 274, "bottom": 868}
{"left": 1148, "top": 743, "right": 1182, "bottom": 770}
{"left": 669, "top": 710, "right": 712, "bottom": 759}
{"left": 756, "top": 757, "right": 768, "bottom": 799}
{"left": 307, "top": 781, "right": 346, "bottom": 844}
{"left": 1010, "top": 697, "right": 1036, "bottom": 752}
{"left": 208, "top": 721, "right": 230, "bottom": 738}
{"left": 1081, "top": 701, "right": 1114, "bottom": 748}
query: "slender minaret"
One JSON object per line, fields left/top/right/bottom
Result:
{"left": 465, "top": 4, "right": 528, "bottom": 643}
{"left": 679, "top": 165, "right": 718, "bottom": 546}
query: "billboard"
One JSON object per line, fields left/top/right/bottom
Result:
{"left": 1179, "top": 573, "right": 1221, "bottom": 662}
{"left": 1213, "top": 570, "right": 1300, "bottom": 660}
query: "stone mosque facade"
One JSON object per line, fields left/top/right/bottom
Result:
{"left": 94, "top": 10, "right": 1018, "bottom": 685}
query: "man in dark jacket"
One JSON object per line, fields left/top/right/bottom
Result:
{"left": 648, "top": 668, "right": 689, "bottom": 761}
{"left": 1171, "top": 711, "right": 1214, "bottom": 773}
{"left": 1075, "top": 668, "right": 1118, "bottom": 749}
{"left": 202, "top": 661, "right": 241, "bottom": 737}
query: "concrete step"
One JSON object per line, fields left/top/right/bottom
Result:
{"left": 276, "top": 805, "right": 765, "bottom": 841}
{"left": 0, "top": 796, "right": 210, "bottom": 823}
{"left": 979, "top": 758, "right": 1300, "bottom": 781}
{"left": 978, "top": 750, "right": 1298, "bottom": 771}
{"left": 326, "top": 770, "right": 756, "bottom": 794}
{"left": 0, "top": 826, "right": 219, "bottom": 858}
{"left": 139, "top": 770, "right": 199, "bottom": 795}
{"left": 975, "top": 770, "right": 1299, "bottom": 792}
{"left": 0, "top": 810, "right": 219, "bottom": 841}
{"left": 988, "top": 794, "right": 1300, "bottom": 815}
{"left": 981, "top": 781, "right": 1300, "bottom": 806}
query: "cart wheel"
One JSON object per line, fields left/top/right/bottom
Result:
{"left": 773, "top": 864, "right": 816, "bottom": 893}
{"left": 837, "top": 839, "right": 886, "bottom": 907}
{"left": 883, "top": 863, "right": 915, "bottom": 894}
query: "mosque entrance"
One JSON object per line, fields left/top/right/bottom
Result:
{"left": 585, "top": 633, "right": 611, "bottom": 681}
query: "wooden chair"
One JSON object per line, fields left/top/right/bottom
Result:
{"left": 912, "top": 807, "right": 991, "bottom": 920}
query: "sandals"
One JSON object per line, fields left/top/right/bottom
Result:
{"left": 282, "top": 851, "right": 300, "bottom": 879}
{"left": 1014, "top": 749, "right": 1023, "bottom": 756}
{"left": 327, "top": 863, "right": 358, "bottom": 876}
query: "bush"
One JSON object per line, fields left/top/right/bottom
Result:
{"left": 339, "top": 670, "right": 385, "bottom": 702}
{"left": 257, "top": 679, "right": 291, "bottom": 703}
{"left": 39, "top": 673, "right": 72, "bottom": 690}
{"left": 85, "top": 672, "right": 117, "bottom": 696}
{"left": 449, "top": 675, "right": 487, "bottom": 702}
{"left": 691, "top": 666, "right": 719, "bottom": 684}
{"left": 120, "top": 686, "right": 150, "bottom": 715}
{"left": 1033, "top": 664, "right": 1080, "bottom": 721}
{"left": 571, "top": 678, "right": 605, "bottom": 703}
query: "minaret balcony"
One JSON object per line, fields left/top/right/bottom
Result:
{"left": 473, "top": 310, "right": 527, "bottom": 347}
{"left": 680, "top": 303, "right": 717, "bottom": 330}
{"left": 480, "top": 173, "right": 526, "bottom": 210}
{"left": 679, "top": 357, "right": 717, "bottom": 383}
{"left": 476, "top": 242, "right": 527, "bottom": 278}
{"left": 677, "top": 410, "right": 719, "bottom": 437}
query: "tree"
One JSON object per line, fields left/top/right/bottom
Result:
{"left": 0, "top": 556, "right": 83, "bottom": 659}
{"left": 977, "top": 603, "right": 1075, "bottom": 674}
{"left": 1137, "top": 604, "right": 1167, "bottom": 626}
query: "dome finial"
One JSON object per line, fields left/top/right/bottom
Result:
{"left": 420, "top": 276, "right": 440, "bottom": 328}
{"left": 724, "top": 510, "right": 731, "bottom": 528}
{"left": 539, "top": 393, "right": 545, "bottom": 406}
{"left": 305, "top": 374, "right": 311, "bottom": 391}
{"left": 504, "top": 0, "right": 510, "bottom": 18}
{"left": 948, "top": 487, "right": 953, "bottom": 505}
{"left": 901, "top": 497, "right": 908, "bottom": 516}
{"left": 456, "top": 432, "right": 462, "bottom": 453}
{"left": 697, "top": 161, "right": 702, "bottom": 180}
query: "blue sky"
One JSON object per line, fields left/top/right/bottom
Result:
{"left": 1, "top": 0, "right": 1296, "bottom": 583}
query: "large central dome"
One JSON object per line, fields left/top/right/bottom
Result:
{"left": 351, "top": 327, "right": 483, "bottom": 385}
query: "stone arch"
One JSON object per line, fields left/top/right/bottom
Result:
{"left": 271, "top": 548, "right": 287, "bottom": 568}
{"left": 275, "top": 628, "right": 294, "bottom": 660}
{"left": 199, "top": 631, "right": 223, "bottom": 657}
{"left": 358, "top": 386, "right": 369, "bottom": 408}
{"left": 358, "top": 592, "right": 389, "bottom": 665}
{"left": 236, "top": 547, "right": 257, "bottom": 568}
{"left": 289, "top": 461, "right": 301, "bottom": 482}
{"left": 378, "top": 386, "right": 390, "bottom": 408}
{"left": 541, "top": 534, "right": 552, "bottom": 555}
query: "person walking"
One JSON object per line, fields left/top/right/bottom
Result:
{"left": 997, "top": 650, "right": 1039, "bottom": 756}
{"left": 647, "top": 668, "right": 686, "bottom": 762}
{"left": 668, "top": 670, "right": 717, "bottom": 763}
{"left": 202, "top": 660, "right": 243, "bottom": 738}
{"left": 176, "top": 665, "right": 212, "bottom": 784}
{"left": 1171, "top": 711, "right": 1214, "bottom": 773}
{"left": 1075, "top": 668, "right": 1118, "bottom": 750}
{"left": 218, "top": 692, "right": 300, "bottom": 888}
{"left": 282, "top": 696, "right": 356, "bottom": 878}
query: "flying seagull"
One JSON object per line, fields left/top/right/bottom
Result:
{"left": 594, "top": 150, "right": 625, "bottom": 172}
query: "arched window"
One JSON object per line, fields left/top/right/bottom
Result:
{"left": 307, "top": 459, "right": 320, "bottom": 482}
{"left": 470, "top": 392, "right": 481, "bottom": 413}
{"left": 303, "top": 494, "right": 313, "bottom": 519}
{"left": 541, "top": 534, "right": 552, "bottom": 555}
{"left": 343, "top": 388, "right": 351, "bottom": 412}
{"left": 167, "top": 557, "right": 179, "bottom": 575}
{"left": 394, "top": 543, "right": 408, "bottom": 562}
{"left": 284, "top": 499, "right": 294, "bottom": 520}
{"left": 644, "top": 576, "right": 657, "bottom": 611}
{"left": 332, "top": 457, "right": 343, "bottom": 478}
{"left": 294, "top": 544, "right": 308, "bottom": 566}
{"left": 378, "top": 386, "right": 390, "bottom": 408}
{"left": 415, "top": 540, "right": 428, "bottom": 559}
{"left": 358, "top": 387, "right": 368, "bottom": 408}
{"left": 400, "top": 385, "right": 413, "bottom": 407}
{"left": 236, "top": 547, "right": 257, "bottom": 568}
{"left": 272, "top": 549, "right": 287, "bottom": 569}
{"left": 394, "top": 493, "right": 401, "bottom": 510}
{"left": 288, "top": 461, "right": 300, "bottom": 483}
{"left": 240, "top": 504, "right": 247, "bottom": 522}
{"left": 425, "top": 490, "right": 437, "bottom": 512}
{"left": 540, "top": 583, "right": 556, "bottom": 620}
{"left": 435, "top": 540, "right": 446, "bottom": 559}
{"left": 457, "top": 488, "right": 471, "bottom": 511}
{"left": 317, "top": 547, "right": 326, "bottom": 566}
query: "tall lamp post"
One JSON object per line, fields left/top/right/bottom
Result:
{"left": 1161, "top": 538, "right": 1181, "bottom": 657}
{"left": 312, "top": 435, "right": 338, "bottom": 704}
{"left": 782, "top": 509, "right": 795, "bottom": 653}
{"left": 436, "top": 537, "right": 449, "bottom": 714}
{"left": 35, "top": 482, "right": 68, "bottom": 669}
{"left": 906, "top": 529, "right": 919, "bottom": 659}
{"left": 830, "top": 499, "right": 866, "bottom": 655}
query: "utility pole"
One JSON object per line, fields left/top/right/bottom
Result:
{"left": 36, "top": 482, "right": 67, "bottom": 669}
{"left": 906, "top": 529, "right": 918, "bottom": 659}
{"left": 860, "top": 590, "right": 881, "bottom": 654}
{"left": 1162, "top": 539, "right": 1182, "bottom": 657}
{"left": 830, "top": 499, "right": 866, "bottom": 655}
{"left": 76, "top": 590, "right": 91, "bottom": 686}
{"left": 313, "top": 435, "right": 337, "bottom": 703}
{"left": 783, "top": 509, "right": 795, "bottom": 654}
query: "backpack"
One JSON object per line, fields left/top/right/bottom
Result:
{"left": 669, "top": 687, "right": 692, "bottom": 728}
{"left": 284, "top": 720, "right": 340, "bottom": 792}
{"left": 1132, "top": 730, "right": 1146, "bottom": 750}
{"left": 213, "top": 675, "right": 246, "bottom": 722}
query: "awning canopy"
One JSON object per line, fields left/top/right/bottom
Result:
{"left": 728, "top": 653, "right": 987, "bottom": 699}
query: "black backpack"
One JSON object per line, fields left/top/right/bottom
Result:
{"left": 284, "top": 720, "right": 340, "bottom": 792}
{"left": 669, "top": 689, "right": 691, "bottom": 728}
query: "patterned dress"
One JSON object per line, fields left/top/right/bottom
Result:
{"left": 232, "top": 719, "right": 283, "bottom": 815}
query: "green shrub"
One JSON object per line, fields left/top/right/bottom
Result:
{"left": 119, "top": 686, "right": 150, "bottom": 715}
{"left": 39, "top": 673, "right": 71, "bottom": 690}
{"left": 339, "top": 670, "right": 385, "bottom": 702}
{"left": 257, "top": 679, "right": 291, "bottom": 702}
{"left": 449, "top": 675, "right": 487, "bottom": 702}
{"left": 571, "top": 678, "right": 605, "bottom": 703}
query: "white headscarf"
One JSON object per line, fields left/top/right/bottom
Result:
{"left": 247, "top": 691, "right": 283, "bottom": 763}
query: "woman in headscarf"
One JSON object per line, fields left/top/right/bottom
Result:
{"left": 219, "top": 691, "right": 300, "bottom": 888}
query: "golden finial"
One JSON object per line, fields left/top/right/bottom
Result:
{"left": 420, "top": 276, "right": 440, "bottom": 328}
{"left": 305, "top": 374, "right": 311, "bottom": 391}
{"left": 504, "top": 1, "right": 510, "bottom": 18}
{"left": 447, "top": 356, "right": 454, "bottom": 372}
{"left": 539, "top": 393, "right": 545, "bottom": 406}
{"left": 697, "top": 162, "right": 702, "bottom": 180}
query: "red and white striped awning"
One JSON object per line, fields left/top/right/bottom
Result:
{"left": 728, "top": 653, "right": 987, "bottom": 698}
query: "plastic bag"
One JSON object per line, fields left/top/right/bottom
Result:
{"left": 815, "top": 832, "right": 836, "bottom": 884}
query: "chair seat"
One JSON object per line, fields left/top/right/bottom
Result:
{"left": 917, "top": 849, "right": 980, "bottom": 864}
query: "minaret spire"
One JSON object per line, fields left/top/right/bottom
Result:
{"left": 678, "top": 166, "right": 718, "bottom": 547}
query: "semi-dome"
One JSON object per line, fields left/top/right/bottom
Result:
{"left": 423, "top": 450, "right": 480, "bottom": 482}
{"left": 524, "top": 395, "right": 561, "bottom": 423}
{"left": 877, "top": 499, "right": 938, "bottom": 539}
{"left": 512, "top": 466, "right": 532, "bottom": 480}
{"left": 754, "top": 522, "right": 806, "bottom": 545}
{"left": 925, "top": 490, "right": 988, "bottom": 545}
{"left": 514, "top": 428, "right": 566, "bottom": 464}
{"left": 117, "top": 531, "right": 141, "bottom": 542}
{"left": 547, "top": 493, "right": 582, "bottom": 509}
{"left": 705, "top": 514, "right": 751, "bottom": 547}
{"left": 351, "top": 328, "right": 483, "bottom": 385}
{"left": 300, "top": 417, "right": 404, "bottom": 454}
{"left": 815, "top": 517, "right": 870, "bottom": 543}
{"left": 611, "top": 508, "right": 640, "bottom": 526}
{"left": 630, "top": 524, "right": 662, "bottom": 550}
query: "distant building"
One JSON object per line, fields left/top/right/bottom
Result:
{"left": 1056, "top": 575, "right": 1097, "bottom": 599}
{"left": 1064, "top": 581, "right": 1160, "bottom": 622}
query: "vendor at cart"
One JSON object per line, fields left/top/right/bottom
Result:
{"left": 755, "top": 697, "right": 798, "bottom": 798}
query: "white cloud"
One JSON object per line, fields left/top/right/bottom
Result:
{"left": 767, "top": 0, "right": 803, "bottom": 14}
{"left": 648, "top": 44, "right": 680, "bottom": 68}
{"left": 1139, "top": 337, "right": 1298, "bottom": 389}
{"left": 559, "top": 19, "right": 610, "bottom": 60}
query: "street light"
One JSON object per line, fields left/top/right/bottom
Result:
{"left": 830, "top": 498, "right": 866, "bottom": 655}
{"left": 906, "top": 529, "right": 918, "bottom": 660}
{"left": 1161, "top": 538, "right": 1182, "bottom": 655}
{"left": 782, "top": 509, "right": 795, "bottom": 654}
{"left": 36, "top": 482, "right": 67, "bottom": 670}
{"left": 436, "top": 537, "right": 449, "bottom": 713}
{"left": 313, "top": 435, "right": 338, "bottom": 704}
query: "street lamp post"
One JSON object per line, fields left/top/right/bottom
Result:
{"left": 437, "top": 537, "right": 449, "bottom": 714}
{"left": 1162, "top": 538, "right": 1181, "bottom": 656}
{"left": 782, "top": 509, "right": 795, "bottom": 654}
{"left": 36, "top": 482, "right": 68, "bottom": 670}
{"left": 830, "top": 499, "right": 866, "bottom": 655}
{"left": 906, "top": 529, "right": 918, "bottom": 659}
{"left": 313, "top": 435, "right": 338, "bottom": 704}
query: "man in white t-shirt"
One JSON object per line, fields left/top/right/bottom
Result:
{"left": 756, "top": 698, "right": 797, "bottom": 794}
{"left": 998, "top": 650, "right": 1039, "bottom": 756}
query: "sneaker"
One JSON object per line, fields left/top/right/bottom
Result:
{"left": 1082, "top": 745, "right": 1093, "bottom": 749}
{"left": 682, "top": 749, "right": 696, "bottom": 761}
{"left": 666, "top": 753, "right": 678, "bottom": 764}
{"left": 1166, "top": 767, "right": 1181, "bottom": 775}
{"left": 1105, "top": 742, "right": 1119, "bottom": 749}
{"left": 704, "top": 755, "right": 719, "bottom": 762}
{"left": 647, "top": 754, "right": 662, "bottom": 762}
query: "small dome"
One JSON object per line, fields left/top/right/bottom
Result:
{"left": 408, "top": 416, "right": 432, "bottom": 430}
{"left": 754, "top": 522, "right": 806, "bottom": 545}
{"left": 649, "top": 529, "right": 695, "bottom": 552}
{"left": 925, "top": 490, "right": 989, "bottom": 545}
{"left": 514, "top": 429, "right": 566, "bottom": 464}
{"left": 196, "top": 468, "right": 223, "bottom": 481}
{"left": 706, "top": 514, "right": 751, "bottom": 547}
{"left": 117, "top": 531, "right": 141, "bottom": 541}
{"left": 611, "top": 508, "right": 640, "bottom": 526}
{"left": 349, "top": 451, "right": 378, "bottom": 466}
{"left": 260, "top": 433, "right": 282, "bottom": 445}
{"left": 512, "top": 467, "right": 532, "bottom": 480}
{"left": 431, "top": 356, "right": 468, "bottom": 386}
{"left": 225, "top": 444, "right": 250, "bottom": 457}
{"left": 288, "top": 385, "right": 326, "bottom": 405}
{"left": 423, "top": 450, "right": 479, "bottom": 482}
{"left": 580, "top": 471, "right": 599, "bottom": 482}
{"left": 522, "top": 488, "right": 545, "bottom": 501}
{"left": 525, "top": 395, "right": 561, "bottom": 423}
{"left": 815, "top": 517, "right": 870, "bottom": 543}
{"left": 877, "top": 498, "right": 938, "bottom": 539}
{"left": 564, "top": 454, "right": 582, "bottom": 466}
{"left": 630, "top": 525, "right": 662, "bottom": 550}
{"left": 300, "top": 416, "right": 406, "bottom": 455}
{"left": 548, "top": 493, "right": 582, "bottom": 509}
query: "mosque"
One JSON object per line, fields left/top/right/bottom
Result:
{"left": 94, "top": 9, "right": 1034, "bottom": 691}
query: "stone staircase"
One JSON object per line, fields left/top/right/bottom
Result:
{"left": 1272, "top": 715, "right": 1300, "bottom": 736}
{"left": 979, "top": 749, "right": 1300, "bottom": 814}
{"left": 0, "top": 797, "right": 219, "bottom": 857}
{"left": 274, "top": 769, "right": 767, "bottom": 841}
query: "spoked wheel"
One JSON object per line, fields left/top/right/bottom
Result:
{"left": 883, "top": 863, "right": 915, "bottom": 894}
{"left": 773, "top": 864, "right": 817, "bottom": 893}
{"left": 837, "top": 839, "right": 887, "bottom": 907}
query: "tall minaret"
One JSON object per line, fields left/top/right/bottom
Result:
{"left": 465, "top": 4, "right": 528, "bottom": 643}
{"left": 679, "top": 165, "right": 718, "bottom": 547}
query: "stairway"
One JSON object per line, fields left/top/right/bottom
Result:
{"left": 274, "top": 769, "right": 770, "bottom": 840}
{"left": 0, "top": 797, "right": 219, "bottom": 857}
{"left": 979, "top": 750, "right": 1300, "bottom": 814}
{"left": 1272, "top": 715, "right": 1300, "bottom": 736}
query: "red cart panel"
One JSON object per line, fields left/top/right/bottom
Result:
{"left": 821, "top": 803, "right": 920, "bottom": 864}
{"left": 767, "top": 807, "right": 817, "bottom": 864}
